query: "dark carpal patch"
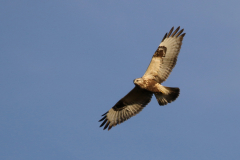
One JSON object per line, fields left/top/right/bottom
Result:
{"left": 153, "top": 46, "right": 167, "bottom": 57}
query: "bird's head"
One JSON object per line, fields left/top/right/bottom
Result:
{"left": 133, "top": 78, "right": 144, "bottom": 86}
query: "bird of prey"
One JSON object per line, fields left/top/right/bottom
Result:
{"left": 99, "top": 26, "right": 186, "bottom": 130}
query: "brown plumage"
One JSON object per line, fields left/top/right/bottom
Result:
{"left": 99, "top": 26, "right": 186, "bottom": 130}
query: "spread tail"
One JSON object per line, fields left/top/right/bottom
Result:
{"left": 154, "top": 86, "right": 180, "bottom": 106}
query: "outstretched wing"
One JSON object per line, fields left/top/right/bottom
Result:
{"left": 143, "top": 26, "right": 186, "bottom": 83}
{"left": 99, "top": 86, "right": 153, "bottom": 130}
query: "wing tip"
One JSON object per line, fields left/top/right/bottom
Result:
{"left": 99, "top": 118, "right": 108, "bottom": 127}
{"left": 99, "top": 111, "right": 114, "bottom": 130}
{"left": 161, "top": 26, "right": 186, "bottom": 42}
{"left": 101, "top": 111, "right": 108, "bottom": 116}
{"left": 103, "top": 121, "right": 110, "bottom": 130}
{"left": 166, "top": 27, "right": 174, "bottom": 38}
{"left": 181, "top": 33, "right": 186, "bottom": 38}
{"left": 99, "top": 115, "right": 107, "bottom": 122}
{"left": 161, "top": 33, "right": 167, "bottom": 42}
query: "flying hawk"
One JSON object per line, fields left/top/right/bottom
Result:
{"left": 99, "top": 26, "right": 186, "bottom": 130}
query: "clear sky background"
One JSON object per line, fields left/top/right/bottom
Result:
{"left": 1, "top": 1, "right": 240, "bottom": 160}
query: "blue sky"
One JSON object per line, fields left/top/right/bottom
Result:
{"left": 1, "top": 1, "right": 240, "bottom": 159}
